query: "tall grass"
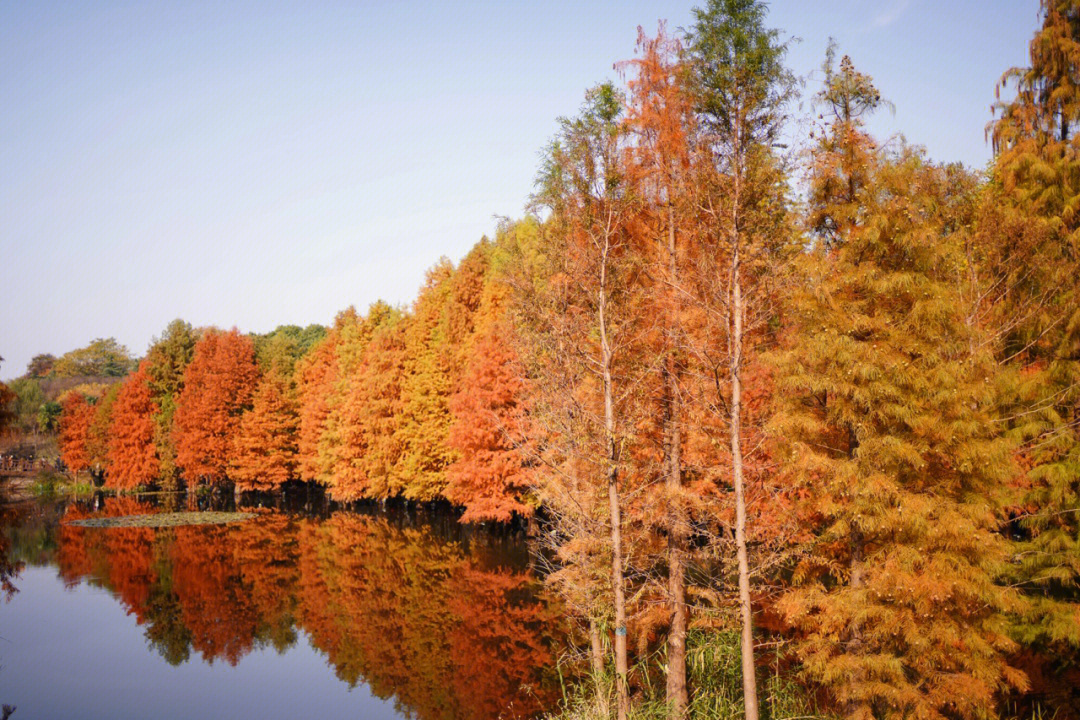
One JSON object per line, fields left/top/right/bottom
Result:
{"left": 544, "top": 629, "right": 827, "bottom": 720}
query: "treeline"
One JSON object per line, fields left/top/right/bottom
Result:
{"left": 50, "top": 0, "right": 1080, "bottom": 718}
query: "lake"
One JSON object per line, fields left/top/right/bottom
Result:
{"left": 0, "top": 492, "right": 565, "bottom": 720}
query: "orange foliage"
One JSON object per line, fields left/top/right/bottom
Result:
{"left": 326, "top": 318, "right": 407, "bottom": 501}
{"left": 445, "top": 325, "right": 535, "bottom": 522}
{"left": 294, "top": 309, "right": 355, "bottom": 484}
{"left": 173, "top": 329, "right": 258, "bottom": 485}
{"left": 230, "top": 366, "right": 299, "bottom": 492}
{"left": 106, "top": 362, "right": 160, "bottom": 490}
{"left": 59, "top": 393, "right": 95, "bottom": 475}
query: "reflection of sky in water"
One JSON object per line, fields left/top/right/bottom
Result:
{"left": 1, "top": 566, "right": 402, "bottom": 719}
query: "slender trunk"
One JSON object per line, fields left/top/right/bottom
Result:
{"left": 729, "top": 143, "right": 759, "bottom": 720}
{"left": 664, "top": 203, "right": 689, "bottom": 720}
{"left": 590, "top": 618, "right": 610, "bottom": 717}
{"left": 846, "top": 424, "right": 866, "bottom": 719}
{"left": 600, "top": 238, "right": 629, "bottom": 720}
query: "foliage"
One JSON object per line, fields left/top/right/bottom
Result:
{"left": 231, "top": 364, "right": 299, "bottom": 492}
{"left": 106, "top": 362, "right": 160, "bottom": 490}
{"left": 51, "top": 337, "right": 137, "bottom": 378}
{"left": 172, "top": 329, "right": 258, "bottom": 486}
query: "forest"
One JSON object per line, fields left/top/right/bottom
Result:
{"left": 2, "top": 0, "right": 1079, "bottom": 718}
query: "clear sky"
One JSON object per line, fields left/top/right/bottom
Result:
{"left": 1, "top": 0, "right": 1040, "bottom": 380}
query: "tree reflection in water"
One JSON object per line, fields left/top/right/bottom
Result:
{"left": 35, "top": 494, "right": 562, "bottom": 720}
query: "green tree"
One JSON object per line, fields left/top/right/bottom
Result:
{"left": 36, "top": 401, "right": 62, "bottom": 433}
{"left": 145, "top": 320, "right": 199, "bottom": 489}
{"left": 684, "top": 3, "right": 797, "bottom": 716}
{"left": 52, "top": 338, "right": 136, "bottom": 378}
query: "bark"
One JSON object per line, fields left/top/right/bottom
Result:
{"left": 664, "top": 204, "right": 689, "bottom": 719}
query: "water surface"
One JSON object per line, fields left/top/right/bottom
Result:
{"left": 0, "top": 494, "right": 563, "bottom": 720}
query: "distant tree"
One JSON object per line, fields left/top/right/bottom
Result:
{"left": 253, "top": 324, "right": 327, "bottom": 375}
{"left": 107, "top": 363, "right": 160, "bottom": 490}
{"left": 172, "top": 329, "right": 258, "bottom": 486}
{"left": 36, "top": 401, "right": 62, "bottom": 433}
{"left": 322, "top": 303, "right": 405, "bottom": 500}
{"left": 294, "top": 309, "right": 357, "bottom": 485}
{"left": 52, "top": 338, "right": 136, "bottom": 378}
{"left": 26, "top": 353, "right": 56, "bottom": 378}
{"left": 395, "top": 261, "right": 457, "bottom": 501}
{"left": 0, "top": 357, "right": 16, "bottom": 434}
{"left": 0, "top": 382, "right": 14, "bottom": 436}
{"left": 8, "top": 378, "right": 46, "bottom": 434}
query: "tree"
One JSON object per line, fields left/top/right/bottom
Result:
{"left": 295, "top": 308, "right": 358, "bottom": 485}
{"left": 26, "top": 353, "right": 56, "bottom": 378}
{"left": 36, "top": 400, "right": 62, "bottom": 433}
{"left": 445, "top": 321, "right": 535, "bottom": 522}
{"left": 59, "top": 393, "right": 94, "bottom": 475}
{"left": 322, "top": 303, "right": 406, "bottom": 501}
{"left": 395, "top": 261, "right": 458, "bottom": 501}
{"left": 253, "top": 324, "right": 327, "bottom": 376}
{"left": 7, "top": 378, "right": 46, "bottom": 435}
{"left": 144, "top": 320, "right": 198, "bottom": 489}
{"left": 106, "top": 363, "right": 159, "bottom": 490}
{"left": 684, "top": 3, "right": 797, "bottom": 717}
{"left": 87, "top": 384, "right": 121, "bottom": 482}
{"left": 773, "top": 53, "right": 1024, "bottom": 716}
{"left": 231, "top": 364, "right": 299, "bottom": 492}
{"left": 172, "top": 329, "right": 258, "bottom": 486}
{"left": 618, "top": 22, "right": 699, "bottom": 715}
{"left": 52, "top": 337, "right": 136, "bottom": 378}
{"left": 982, "top": 4, "right": 1080, "bottom": 707}
{"left": 0, "top": 381, "right": 14, "bottom": 436}
{"left": 525, "top": 82, "right": 647, "bottom": 720}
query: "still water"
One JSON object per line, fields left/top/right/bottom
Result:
{"left": 0, "top": 493, "right": 564, "bottom": 720}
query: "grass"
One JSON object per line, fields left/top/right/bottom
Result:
{"left": 28, "top": 469, "right": 94, "bottom": 500}
{"left": 544, "top": 629, "right": 827, "bottom": 720}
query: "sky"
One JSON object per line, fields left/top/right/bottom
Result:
{"left": 1, "top": 0, "right": 1041, "bottom": 380}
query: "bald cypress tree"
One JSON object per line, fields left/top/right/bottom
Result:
{"left": 773, "top": 52, "right": 1024, "bottom": 720}
{"left": 983, "top": 3, "right": 1080, "bottom": 706}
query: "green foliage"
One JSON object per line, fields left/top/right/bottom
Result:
{"left": 252, "top": 323, "right": 327, "bottom": 375}
{"left": 51, "top": 337, "right": 136, "bottom": 378}
{"left": 8, "top": 377, "right": 46, "bottom": 433}
{"left": 546, "top": 631, "right": 824, "bottom": 720}
{"left": 36, "top": 400, "right": 62, "bottom": 433}
{"left": 685, "top": 0, "right": 794, "bottom": 149}
{"left": 144, "top": 319, "right": 198, "bottom": 489}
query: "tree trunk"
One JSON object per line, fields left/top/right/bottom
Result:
{"left": 664, "top": 204, "right": 689, "bottom": 720}
{"left": 600, "top": 251, "right": 630, "bottom": 720}
{"left": 730, "top": 227, "right": 759, "bottom": 720}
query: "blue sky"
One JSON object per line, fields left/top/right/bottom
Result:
{"left": 1, "top": 0, "right": 1039, "bottom": 379}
